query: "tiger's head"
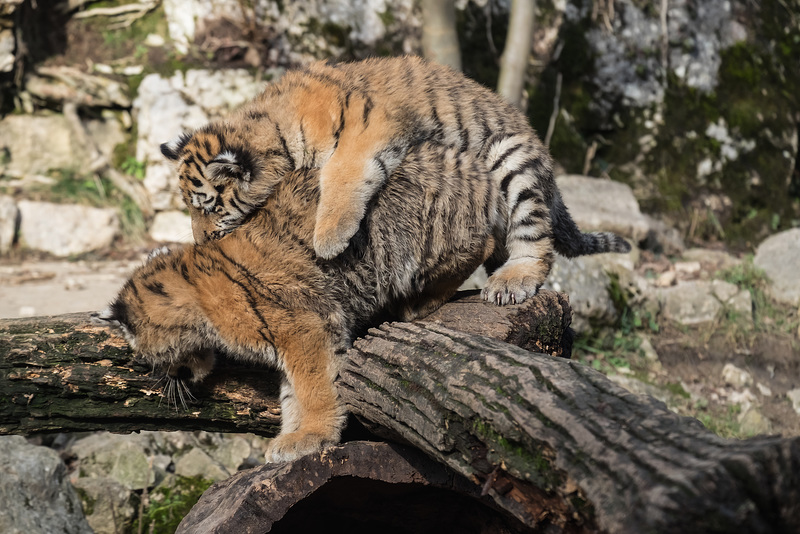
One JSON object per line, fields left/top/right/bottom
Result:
{"left": 161, "top": 124, "right": 292, "bottom": 244}
{"left": 91, "top": 246, "right": 216, "bottom": 387}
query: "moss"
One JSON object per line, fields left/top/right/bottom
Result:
{"left": 132, "top": 475, "right": 214, "bottom": 534}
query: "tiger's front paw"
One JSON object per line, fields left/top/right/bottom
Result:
{"left": 264, "top": 431, "right": 335, "bottom": 463}
{"left": 313, "top": 210, "right": 362, "bottom": 260}
{"left": 482, "top": 259, "right": 549, "bottom": 306}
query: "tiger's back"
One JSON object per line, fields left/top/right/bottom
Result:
{"left": 163, "top": 56, "right": 629, "bottom": 309}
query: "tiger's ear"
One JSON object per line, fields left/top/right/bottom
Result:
{"left": 206, "top": 151, "right": 252, "bottom": 183}
{"left": 160, "top": 132, "right": 192, "bottom": 161}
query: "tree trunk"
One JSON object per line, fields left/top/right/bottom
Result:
{"left": 421, "top": 0, "right": 461, "bottom": 70}
{"left": 497, "top": 0, "right": 535, "bottom": 109}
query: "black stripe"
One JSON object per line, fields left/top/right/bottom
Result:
{"left": 334, "top": 106, "right": 346, "bottom": 141}
{"left": 517, "top": 232, "right": 554, "bottom": 243}
{"left": 219, "top": 270, "right": 275, "bottom": 345}
{"left": 514, "top": 209, "right": 550, "bottom": 228}
{"left": 362, "top": 97, "right": 373, "bottom": 126}
{"left": 188, "top": 175, "right": 204, "bottom": 188}
{"left": 274, "top": 124, "right": 295, "bottom": 168}
{"left": 490, "top": 143, "right": 524, "bottom": 172}
{"left": 144, "top": 280, "right": 168, "bottom": 297}
{"left": 500, "top": 157, "right": 544, "bottom": 194}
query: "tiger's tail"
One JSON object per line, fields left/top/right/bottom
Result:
{"left": 550, "top": 190, "right": 631, "bottom": 258}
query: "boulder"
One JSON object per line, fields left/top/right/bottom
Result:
{"left": 17, "top": 201, "right": 119, "bottom": 257}
{"left": 657, "top": 279, "right": 752, "bottom": 326}
{"left": 0, "top": 195, "right": 17, "bottom": 253}
{"left": 72, "top": 477, "right": 136, "bottom": 534}
{"left": 753, "top": 228, "right": 800, "bottom": 306}
{"left": 174, "top": 447, "right": 230, "bottom": 482}
{"left": 0, "top": 435, "right": 93, "bottom": 534}
{"left": 542, "top": 255, "right": 620, "bottom": 332}
{"left": 70, "top": 434, "right": 154, "bottom": 491}
{"left": 556, "top": 174, "right": 650, "bottom": 243}
{"left": 149, "top": 210, "right": 194, "bottom": 243}
{"left": 0, "top": 115, "right": 91, "bottom": 177}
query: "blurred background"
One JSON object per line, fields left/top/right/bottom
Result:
{"left": 0, "top": 2, "right": 798, "bottom": 531}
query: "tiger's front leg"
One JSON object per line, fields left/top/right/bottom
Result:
{"left": 313, "top": 129, "right": 406, "bottom": 260}
{"left": 264, "top": 319, "right": 346, "bottom": 463}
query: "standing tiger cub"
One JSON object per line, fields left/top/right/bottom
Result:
{"left": 95, "top": 141, "right": 500, "bottom": 462}
{"left": 161, "top": 55, "right": 629, "bottom": 305}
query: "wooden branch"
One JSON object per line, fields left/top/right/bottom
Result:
{"left": 0, "top": 290, "right": 568, "bottom": 436}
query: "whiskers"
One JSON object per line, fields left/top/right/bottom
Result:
{"left": 153, "top": 373, "right": 197, "bottom": 411}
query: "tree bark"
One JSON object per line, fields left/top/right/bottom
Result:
{"left": 497, "top": 0, "right": 535, "bottom": 109}
{"left": 421, "top": 0, "right": 461, "bottom": 70}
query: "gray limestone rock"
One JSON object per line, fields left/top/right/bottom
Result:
{"left": 753, "top": 228, "right": 800, "bottom": 306}
{"left": 17, "top": 201, "right": 119, "bottom": 257}
{"left": 72, "top": 477, "right": 136, "bottom": 534}
{"left": 0, "top": 435, "right": 93, "bottom": 534}
{"left": 0, "top": 195, "right": 17, "bottom": 254}
{"left": 557, "top": 174, "right": 650, "bottom": 243}
{"left": 657, "top": 279, "right": 752, "bottom": 325}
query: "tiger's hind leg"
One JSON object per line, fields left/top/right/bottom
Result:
{"left": 482, "top": 139, "right": 556, "bottom": 306}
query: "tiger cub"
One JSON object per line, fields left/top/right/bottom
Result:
{"left": 95, "top": 141, "right": 500, "bottom": 462}
{"left": 161, "top": 55, "right": 629, "bottom": 306}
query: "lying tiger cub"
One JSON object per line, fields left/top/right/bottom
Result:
{"left": 161, "top": 55, "right": 629, "bottom": 306}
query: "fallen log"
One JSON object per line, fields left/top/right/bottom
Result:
{"left": 0, "top": 290, "right": 569, "bottom": 436}
{"left": 2, "top": 289, "right": 798, "bottom": 532}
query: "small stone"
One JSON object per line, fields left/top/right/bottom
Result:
{"left": 655, "top": 270, "right": 676, "bottom": 287}
{"left": 144, "top": 33, "right": 165, "bottom": 47}
{"left": 18, "top": 306, "right": 36, "bottom": 317}
{"left": 72, "top": 477, "right": 135, "bottom": 534}
{"left": 738, "top": 407, "right": 772, "bottom": 436}
{"left": 722, "top": 363, "right": 753, "bottom": 388}
{"left": 0, "top": 196, "right": 18, "bottom": 254}
{"left": 756, "top": 382, "right": 772, "bottom": 397}
{"left": 787, "top": 389, "right": 800, "bottom": 415}
{"left": 674, "top": 261, "right": 701, "bottom": 275}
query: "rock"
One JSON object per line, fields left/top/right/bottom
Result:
{"left": 674, "top": 261, "right": 701, "bottom": 276}
{"left": 174, "top": 447, "right": 230, "bottom": 482}
{"left": 0, "top": 195, "right": 17, "bottom": 253}
{"left": 641, "top": 215, "right": 685, "bottom": 255}
{"left": 133, "top": 69, "right": 263, "bottom": 210}
{"left": 17, "top": 201, "right": 119, "bottom": 257}
{"left": 721, "top": 363, "right": 753, "bottom": 388}
{"left": 542, "top": 255, "right": 619, "bottom": 332}
{"left": 756, "top": 383, "right": 772, "bottom": 397}
{"left": 788, "top": 389, "right": 800, "bottom": 416}
{"left": 658, "top": 280, "right": 752, "bottom": 325}
{"left": 0, "top": 435, "right": 93, "bottom": 534}
{"left": 753, "top": 228, "right": 800, "bottom": 306}
{"left": 556, "top": 174, "right": 650, "bottom": 243}
{"left": 0, "top": 115, "right": 91, "bottom": 177}
{"left": 208, "top": 435, "right": 252, "bottom": 473}
{"left": 72, "top": 477, "right": 135, "bottom": 534}
{"left": 149, "top": 210, "right": 194, "bottom": 243}
{"left": 681, "top": 248, "right": 741, "bottom": 272}
{"left": 0, "top": 27, "right": 13, "bottom": 73}
{"left": 738, "top": 407, "right": 772, "bottom": 436}
{"left": 72, "top": 434, "right": 154, "bottom": 490}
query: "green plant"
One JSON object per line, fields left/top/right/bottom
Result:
{"left": 132, "top": 475, "right": 214, "bottom": 534}
{"left": 120, "top": 157, "right": 146, "bottom": 180}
